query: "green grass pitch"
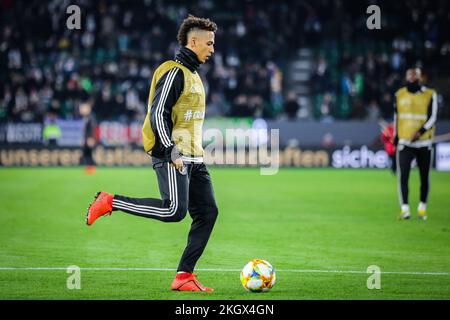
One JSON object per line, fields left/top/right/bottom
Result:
{"left": 0, "top": 167, "right": 449, "bottom": 300}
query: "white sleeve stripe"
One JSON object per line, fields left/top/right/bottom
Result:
{"left": 156, "top": 68, "right": 178, "bottom": 147}
{"left": 423, "top": 92, "right": 437, "bottom": 130}
{"left": 156, "top": 68, "right": 179, "bottom": 147}
{"left": 153, "top": 70, "right": 172, "bottom": 147}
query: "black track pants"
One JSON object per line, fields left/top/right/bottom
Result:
{"left": 396, "top": 145, "right": 432, "bottom": 205}
{"left": 113, "top": 160, "right": 219, "bottom": 273}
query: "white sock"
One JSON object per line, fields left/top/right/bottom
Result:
{"left": 418, "top": 202, "right": 427, "bottom": 211}
{"left": 401, "top": 204, "right": 410, "bottom": 213}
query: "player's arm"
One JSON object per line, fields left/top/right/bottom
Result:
{"left": 413, "top": 91, "right": 438, "bottom": 141}
{"left": 393, "top": 93, "right": 398, "bottom": 146}
{"left": 150, "top": 67, "right": 184, "bottom": 165}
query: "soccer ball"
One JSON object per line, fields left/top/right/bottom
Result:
{"left": 240, "top": 259, "right": 276, "bottom": 292}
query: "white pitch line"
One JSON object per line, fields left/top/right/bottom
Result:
{"left": 0, "top": 267, "right": 449, "bottom": 276}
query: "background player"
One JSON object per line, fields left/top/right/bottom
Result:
{"left": 79, "top": 100, "right": 97, "bottom": 174}
{"left": 380, "top": 120, "right": 396, "bottom": 174}
{"left": 394, "top": 67, "right": 438, "bottom": 220}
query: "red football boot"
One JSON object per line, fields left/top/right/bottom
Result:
{"left": 84, "top": 165, "right": 96, "bottom": 175}
{"left": 171, "top": 272, "right": 214, "bottom": 292}
{"left": 86, "top": 191, "right": 113, "bottom": 226}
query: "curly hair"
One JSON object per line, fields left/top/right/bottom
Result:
{"left": 177, "top": 15, "right": 217, "bottom": 46}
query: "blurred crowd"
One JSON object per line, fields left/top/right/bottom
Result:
{"left": 0, "top": 0, "right": 449, "bottom": 124}
{"left": 309, "top": 0, "right": 450, "bottom": 122}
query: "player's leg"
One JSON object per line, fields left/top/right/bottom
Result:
{"left": 82, "top": 145, "right": 96, "bottom": 175}
{"left": 113, "top": 162, "right": 189, "bottom": 222}
{"left": 86, "top": 161, "right": 189, "bottom": 225}
{"left": 397, "top": 145, "right": 414, "bottom": 219}
{"left": 415, "top": 146, "right": 432, "bottom": 220}
{"left": 171, "top": 163, "right": 218, "bottom": 292}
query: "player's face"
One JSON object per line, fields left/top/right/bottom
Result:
{"left": 191, "top": 31, "right": 215, "bottom": 63}
{"left": 406, "top": 68, "right": 421, "bottom": 83}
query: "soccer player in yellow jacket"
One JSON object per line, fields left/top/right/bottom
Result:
{"left": 394, "top": 68, "right": 438, "bottom": 220}
{"left": 86, "top": 15, "right": 218, "bottom": 292}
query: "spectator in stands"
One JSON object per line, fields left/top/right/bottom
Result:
{"left": 284, "top": 91, "right": 300, "bottom": 120}
{"left": 312, "top": 57, "right": 331, "bottom": 94}
{"left": 366, "top": 100, "right": 381, "bottom": 121}
{"left": 207, "top": 92, "right": 230, "bottom": 117}
{"left": 321, "top": 132, "right": 335, "bottom": 148}
{"left": 42, "top": 109, "right": 61, "bottom": 147}
{"left": 1, "top": 0, "right": 449, "bottom": 124}
{"left": 318, "top": 93, "right": 335, "bottom": 123}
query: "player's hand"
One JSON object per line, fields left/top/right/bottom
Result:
{"left": 87, "top": 137, "right": 96, "bottom": 147}
{"left": 171, "top": 158, "right": 184, "bottom": 170}
{"left": 411, "top": 131, "right": 421, "bottom": 142}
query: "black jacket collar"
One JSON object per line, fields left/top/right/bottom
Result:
{"left": 174, "top": 47, "right": 201, "bottom": 73}
{"left": 406, "top": 83, "right": 424, "bottom": 94}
